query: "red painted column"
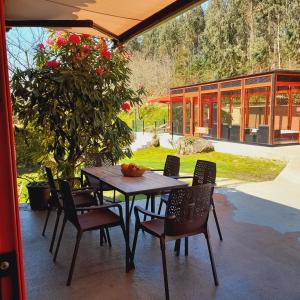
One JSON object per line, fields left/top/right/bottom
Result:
{"left": 0, "top": 1, "right": 26, "bottom": 299}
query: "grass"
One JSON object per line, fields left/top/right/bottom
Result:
{"left": 121, "top": 147, "right": 286, "bottom": 182}
{"left": 17, "top": 147, "right": 286, "bottom": 203}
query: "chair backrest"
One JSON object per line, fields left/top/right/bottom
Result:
{"left": 164, "top": 184, "right": 212, "bottom": 236}
{"left": 84, "top": 152, "right": 115, "bottom": 188}
{"left": 59, "top": 180, "right": 80, "bottom": 229}
{"left": 192, "top": 160, "right": 216, "bottom": 186}
{"left": 163, "top": 155, "right": 180, "bottom": 177}
{"left": 45, "top": 167, "right": 60, "bottom": 207}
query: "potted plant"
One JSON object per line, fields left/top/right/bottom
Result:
{"left": 19, "top": 174, "right": 50, "bottom": 210}
{"left": 11, "top": 32, "right": 144, "bottom": 178}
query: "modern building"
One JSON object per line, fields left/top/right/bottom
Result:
{"left": 168, "top": 70, "right": 300, "bottom": 145}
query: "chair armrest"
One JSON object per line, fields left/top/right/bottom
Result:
{"left": 134, "top": 205, "right": 165, "bottom": 220}
{"left": 72, "top": 187, "right": 94, "bottom": 193}
{"left": 76, "top": 203, "right": 122, "bottom": 212}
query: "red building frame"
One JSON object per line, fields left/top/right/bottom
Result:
{"left": 169, "top": 70, "right": 300, "bottom": 145}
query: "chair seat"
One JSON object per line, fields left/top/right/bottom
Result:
{"left": 141, "top": 218, "right": 165, "bottom": 237}
{"left": 78, "top": 209, "right": 120, "bottom": 231}
{"left": 72, "top": 191, "right": 97, "bottom": 207}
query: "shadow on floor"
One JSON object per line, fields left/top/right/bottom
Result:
{"left": 20, "top": 189, "right": 300, "bottom": 300}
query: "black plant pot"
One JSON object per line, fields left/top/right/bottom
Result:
{"left": 26, "top": 182, "right": 50, "bottom": 211}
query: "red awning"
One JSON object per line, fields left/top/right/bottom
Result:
{"left": 148, "top": 96, "right": 170, "bottom": 104}
{"left": 5, "top": 0, "right": 203, "bottom": 43}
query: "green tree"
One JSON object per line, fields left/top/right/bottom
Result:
{"left": 11, "top": 32, "right": 143, "bottom": 177}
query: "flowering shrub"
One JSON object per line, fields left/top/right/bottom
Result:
{"left": 11, "top": 31, "right": 144, "bottom": 177}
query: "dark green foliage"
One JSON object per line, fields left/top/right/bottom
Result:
{"left": 127, "top": 0, "right": 300, "bottom": 89}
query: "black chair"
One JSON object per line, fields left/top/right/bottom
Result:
{"left": 42, "top": 167, "right": 98, "bottom": 253}
{"left": 132, "top": 184, "right": 219, "bottom": 300}
{"left": 159, "top": 160, "right": 223, "bottom": 243}
{"left": 133, "top": 155, "right": 180, "bottom": 220}
{"left": 82, "top": 152, "right": 117, "bottom": 203}
{"left": 53, "top": 180, "right": 126, "bottom": 286}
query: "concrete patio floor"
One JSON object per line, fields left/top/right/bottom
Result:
{"left": 21, "top": 189, "right": 300, "bottom": 300}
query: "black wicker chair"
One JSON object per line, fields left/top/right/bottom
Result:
{"left": 132, "top": 184, "right": 219, "bottom": 300}
{"left": 140, "top": 155, "right": 180, "bottom": 221}
{"left": 42, "top": 167, "right": 98, "bottom": 253}
{"left": 53, "top": 180, "right": 126, "bottom": 286}
{"left": 160, "top": 160, "right": 223, "bottom": 244}
{"left": 82, "top": 152, "right": 117, "bottom": 203}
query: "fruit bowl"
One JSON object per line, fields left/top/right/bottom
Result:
{"left": 121, "top": 163, "right": 148, "bottom": 177}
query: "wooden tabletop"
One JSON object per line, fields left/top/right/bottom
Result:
{"left": 82, "top": 165, "right": 188, "bottom": 196}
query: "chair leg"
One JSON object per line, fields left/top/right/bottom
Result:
{"left": 131, "top": 225, "right": 140, "bottom": 263}
{"left": 143, "top": 195, "right": 150, "bottom": 222}
{"left": 157, "top": 199, "right": 163, "bottom": 215}
{"left": 174, "top": 239, "right": 181, "bottom": 256}
{"left": 100, "top": 228, "right": 107, "bottom": 246}
{"left": 160, "top": 238, "right": 170, "bottom": 300}
{"left": 105, "top": 227, "right": 112, "bottom": 247}
{"left": 53, "top": 217, "right": 66, "bottom": 262}
{"left": 212, "top": 200, "right": 223, "bottom": 241}
{"left": 205, "top": 231, "right": 219, "bottom": 286}
{"left": 67, "top": 231, "right": 82, "bottom": 286}
{"left": 113, "top": 189, "right": 116, "bottom": 202}
{"left": 185, "top": 237, "right": 189, "bottom": 256}
{"left": 49, "top": 208, "right": 62, "bottom": 253}
{"left": 42, "top": 206, "right": 51, "bottom": 236}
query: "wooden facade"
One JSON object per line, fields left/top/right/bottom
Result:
{"left": 169, "top": 70, "right": 300, "bottom": 145}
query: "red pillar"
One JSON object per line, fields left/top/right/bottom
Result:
{"left": 0, "top": 1, "right": 26, "bottom": 299}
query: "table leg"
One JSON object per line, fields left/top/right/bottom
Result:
{"left": 151, "top": 194, "right": 155, "bottom": 219}
{"left": 125, "top": 194, "right": 134, "bottom": 272}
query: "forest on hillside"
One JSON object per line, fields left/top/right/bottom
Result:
{"left": 127, "top": 0, "right": 300, "bottom": 97}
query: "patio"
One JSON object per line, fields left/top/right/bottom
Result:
{"left": 21, "top": 189, "right": 300, "bottom": 299}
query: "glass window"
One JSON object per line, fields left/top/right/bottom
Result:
{"left": 246, "top": 87, "right": 270, "bottom": 129}
{"left": 185, "top": 100, "right": 191, "bottom": 134}
{"left": 193, "top": 99, "right": 199, "bottom": 129}
{"left": 232, "top": 96, "right": 241, "bottom": 125}
{"left": 172, "top": 102, "right": 183, "bottom": 135}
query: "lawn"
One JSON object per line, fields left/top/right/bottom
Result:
{"left": 121, "top": 147, "right": 286, "bottom": 182}
{"left": 18, "top": 147, "right": 286, "bottom": 203}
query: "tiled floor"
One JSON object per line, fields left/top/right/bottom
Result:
{"left": 21, "top": 189, "right": 300, "bottom": 299}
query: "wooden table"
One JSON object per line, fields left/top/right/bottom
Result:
{"left": 81, "top": 165, "right": 188, "bottom": 272}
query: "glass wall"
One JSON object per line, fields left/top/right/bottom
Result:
{"left": 172, "top": 102, "right": 183, "bottom": 135}
{"left": 221, "top": 90, "right": 241, "bottom": 141}
{"left": 245, "top": 87, "right": 270, "bottom": 144}
{"left": 201, "top": 93, "right": 218, "bottom": 137}
{"left": 274, "top": 86, "right": 300, "bottom": 143}
{"left": 193, "top": 97, "right": 199, "bottom": 132}
{"left": 185, "top": 99, "right": 191, "bottom": 134}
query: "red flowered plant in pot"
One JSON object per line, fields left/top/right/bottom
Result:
{"left": 11, "top": 31, "right": 144, "bottom": 177}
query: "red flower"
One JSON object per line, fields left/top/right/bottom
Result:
{"left": 96, "top": 67, "right": 103, "bottom": 76}
{"left": 101, "top": 48, "right": 111, "bottom": 60}
{"left": 47, "top": 60, "right": 60, "bottom": 69}
{"left": 57, "top": 37, "right": 67, "bottom": 47}
{"left": 121, "top": 102, "right": 131, "bottom": 111}
{"left": 38, "top": 43, "right": 45, "bottom": 50}
{"left": 81, "top": 45, "right": 90, "bottom": 51}
{"left": 82, "top": 33, "right": 90, "bottom": 39}
{"left": 68, "top": 34, "right": 80, "bottom": 44}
